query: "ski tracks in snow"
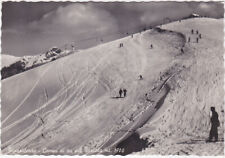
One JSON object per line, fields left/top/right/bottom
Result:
{"left": 2, "top": 64, "right": 53, "bottom": 126}
{"left": 1, "top": 46, "right": 118, "bottom": 150}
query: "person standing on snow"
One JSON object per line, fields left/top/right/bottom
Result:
{"left": 150, "top": 44, "right": 153, "bottom": 49}
{"left": 181, "top": 48, "right": 184, "bottom": 53}
{"left": 123, "top": 89, "right": 127, "bottom": 98}
{"left": 208, "top": 107, "right": 220, "bottom": 142}
{"left": 119, "top": 89, "right": 123, "bottom": 98}
{"left": 188, "top": 37, "right": 191, "bottom": 43}
{"left": 196, "top": 38, "right": 199, "bottom": 43}
{"left": 139, "top": 75, "right": 143, "bottom": 80}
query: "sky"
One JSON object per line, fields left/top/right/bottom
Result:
{"left": 2, "top": 2, "right": 224, "bottom": 56}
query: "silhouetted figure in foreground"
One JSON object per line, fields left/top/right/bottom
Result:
{"left": 123, "top": 89, "right": 127, "bottom": 98}
{"left": 119, "top": 89, "right": 123, "bottom": 98}
{"left": 208, "top": 107, "right": 220, "bottom": 142}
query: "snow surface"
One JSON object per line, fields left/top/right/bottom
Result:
{"left": 136, "top": 18, "right": 224, "bottom": 155}
{"left": 1, "top": 18, "right": 224, "bottom": 155}
{"left": 1, "top": 54, "right": 20, "bottom": 68}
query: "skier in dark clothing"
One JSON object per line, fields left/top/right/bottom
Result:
{"left": 199, "top": 34, "right": 202, "bottom": 39}
{"left": 191, "top": 29, "right": 194, "bottom": 34}
{"left": 119, "top": 89, "right": 123, "bottom": 98}
{"left": 181, "top": 48, "right": 184, "bottom": 53}
{"left": 208, "top": 107, "right": 220, "bottom": 142}
{"left": 123, "top": 89, "right": 127, "bottom": 98}
{"left": 139, "top": 75, "right": 143, "bottom": 80}
{"left": 196, "top": 38, "right": 199, "bottom": 43}
{"left": 188, "top": 37, "right": 191, "bottom": 43}
{"left": 150, "top": 44, "right": 153, "bottom": 49}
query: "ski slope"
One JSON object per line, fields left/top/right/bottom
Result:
{"left": 137, "top": 18, "right": 224, "bottom": 155}
{"left": 1, "top": 18, "right": 224, "bottom": 155}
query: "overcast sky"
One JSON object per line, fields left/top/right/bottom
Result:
{"left": 2, "top": 2, "right": 224, "bottom": 56}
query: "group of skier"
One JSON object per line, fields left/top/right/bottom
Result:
{"left": 119, "top": 43, "right": 124, "bottom": 48}
{"left": 188, "top": 29, "right": 202, "bottom": 43}
{"left": 119, "top": 88, "right": 127, "bottom": 98}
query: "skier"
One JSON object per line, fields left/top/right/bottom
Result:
{"left": 123, "top": 89, "right": 127, "bottom": 98}
{"left": 181, "top": 48, "right": 184, "bottom": 53}
{"left": 191, "top": 29, "right": 194, "bottom": 34}
{"left": 188, "top": 37, "right": 191, "bottom": 43}
{"left": 199, "top": 34, "right": 202, "bottom": 39}
{"left": 196, "top": 38, "right": 199, "bottom": 43}
{"left": 150, "top": 44, "right": 153, "bottom": 49}
{"left": 196, "top": 30, "right": 198, "bottom": 34}
{"left": 119, "top": 89, "right": 123, "bottom": 98}
{"left": 208, "top": 107, "right": 220, "bottom": 142}
{"left": 145, "top": 93, "right": 148, "bottom": 100}
{"left": 139, "top": 75, "right": 143, "bottom": 80}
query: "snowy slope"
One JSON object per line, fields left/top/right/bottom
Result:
{"left": 1, "top": 26, "right": 184, "bottom": 154}
{"left": 1, "top": 54, "right": 20, "bottom": 68}
{"left": 1, "top": 18, "right": 224, "bottom": 155}
{"left": 137, "top": 18, "right": 224, "bottom": 155}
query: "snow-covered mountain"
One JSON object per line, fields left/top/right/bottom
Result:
{"left": 1, "top": 17, "right": 224, "bottom": 155}
{"left": 1, "top": 47, "right": 74, "bottom": 80}
{"left": 1, "top": 54, "right": 20, "bottom": 68}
